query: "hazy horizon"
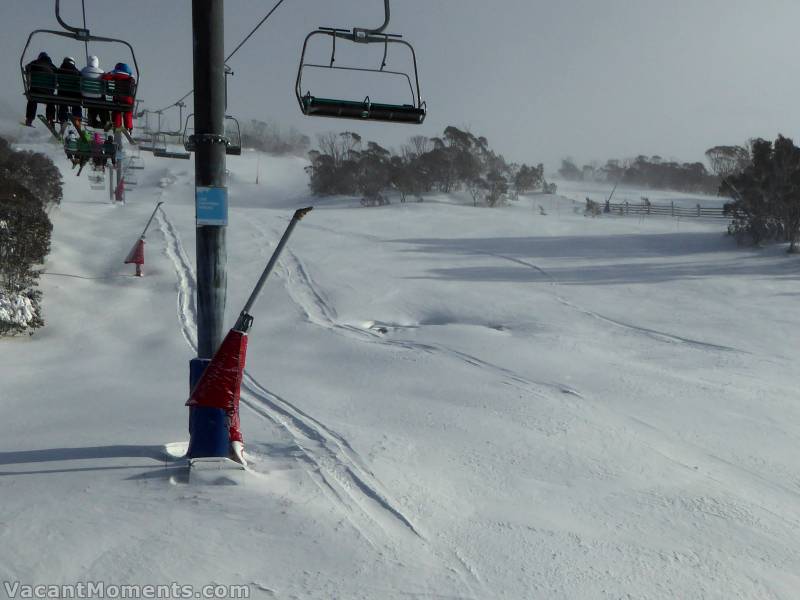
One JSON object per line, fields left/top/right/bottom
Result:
{"left": 2, "top": 0, "right": 799, "bottom": 171}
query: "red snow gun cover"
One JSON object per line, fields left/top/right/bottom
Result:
{"left": 124, "top": 238, "right": 145, "bottom": 265}
{"left": 186, "top": 329, "right": 248, "bottom": 413}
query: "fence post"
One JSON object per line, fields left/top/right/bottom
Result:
{"left": 625, "top": 201, "right": 629, "bottom": 215}
{"left": 697, "top": 203, "right": 701, "bottom": 217}
{"left": 671, "top": 201, "right": 674, "bottom": 217}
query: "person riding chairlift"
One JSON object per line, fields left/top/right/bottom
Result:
{"left": 81, "top": 55, "right": 108, "bottom": 129}
{"left": 24, "top": 52, "right": 56, "bottom": 127}
{"left": 91, "top": 132, "right": 109, "bottom": 171}
{"left": 56, "top": 56, "right": 82, "bottom": 134}
{"left": 103, "top": 135, "right": 117, "bottom": 167}
{"left": 101, "top": 62, "right": 135, "bottom": 132}
{"left": 73, "top": 129, "right": 93, "bottom": 176}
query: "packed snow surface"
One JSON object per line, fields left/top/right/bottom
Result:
{"left": 1, "top": 135, "right": 799, "bottom": 600}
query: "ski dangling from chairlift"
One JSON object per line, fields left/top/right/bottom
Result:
{"left": 295, "top": 0, "right": 426, "bottom": 124}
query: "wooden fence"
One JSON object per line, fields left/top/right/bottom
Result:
{"left": 603, "top": 201, "right": 729, "bottom": 220}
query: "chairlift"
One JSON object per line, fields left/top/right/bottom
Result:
{"left": 88, "top": 169, "right": 105, "bottom": 190}
{"left": 20, "top": 0, "right": 140, "bottom": 114}
{"left": 152, "top": 131, "right": 191, "bottom": 160}
{"left": 138, "top": 135, "right": 157, "bottom": 153}
{"left": 183, "top": 113, "right": 242, "bottom": 156}
{"left": 134, "top": 108, "right": 155, "bottom": 145}
{"left": 295, "top": 0, "right": 426, "bottom": 124}
{"left": 159, "top": 102, "right": 188, "bottom": 137}
{"left": 137, "top": 126, "right": 157, "bottom": 152}
{"left": 64, "top": 134, "right": 116, "bottom": 163}
{"left": 225, "top": 115, "right": 242, "bottom": 155}
{"left": 149, "top": 103, "right": 191, "bottom": 159}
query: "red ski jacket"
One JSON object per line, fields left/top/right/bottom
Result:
{"left": 101, "top": 71, "right": 135, "bottom": 105}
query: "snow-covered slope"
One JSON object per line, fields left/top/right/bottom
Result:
{"left": 2, "top": 131, "right": 799, "bottom": 599}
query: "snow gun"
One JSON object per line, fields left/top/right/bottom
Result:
{"left": 124, "top": 202, "right": 164, "bottom": 276}
{"left": 186, "top": 207, "right": 313, "bottom": 468}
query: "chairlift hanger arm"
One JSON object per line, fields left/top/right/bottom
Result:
{"left": 352, "top": 0, "right": 390, "bottom": 40}
{"left": 55, "top": 0, "right": 89, "bottom": 38}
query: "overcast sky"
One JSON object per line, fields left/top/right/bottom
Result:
{"left": 2, "top": 0, "right": 799, "bottom": 170}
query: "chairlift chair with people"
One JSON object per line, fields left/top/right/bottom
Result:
{"left": 295, "top": 0, "right": 426, "bottom": 124}
{"left": 63, "top": 132, "right": 116, "bottom": 163}
{"left": 20, "top": 0, "right": 140, "bottom": 115}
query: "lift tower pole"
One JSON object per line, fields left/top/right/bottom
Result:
{"left": 189, "top": 0, "right": 229, "bottom": 457}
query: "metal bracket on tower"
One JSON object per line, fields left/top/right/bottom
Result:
{"left": 194, "top": 133, "right": 228, "bottom": 146}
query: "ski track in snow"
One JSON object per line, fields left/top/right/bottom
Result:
{"left": 479, "top": 250, "right": 746, "bottom": 354}
{"left": 156, "top": 207, "right": 198, "bottom": 350}
{"left": 477, "top": 253, "right": 800, "bottom": 520}
{"left": 277, "top": 242, "right": 582, "bottom": 400}
{"left": 156, "top": 208, "right": 483, "bottom": 597}
{"left": 555, "top": 296, "right": 744, "bottom": 353}
{"left": 270, "top": 223, "right": 800, "bottom": 549}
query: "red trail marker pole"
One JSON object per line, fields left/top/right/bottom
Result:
{"left": 124, "top": 201, "right": 164, "bottom": 277}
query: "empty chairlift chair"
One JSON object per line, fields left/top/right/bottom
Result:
{"left": 151, "top": 103, "right": 191, "bottom": 159}
{"left": 183, "top": 113, "right": 242, "bottom": 156}
{"left": 295, "top": 1, "right": 426, "bottom": 125}
{"left": 152, "top": 132, "right": 190, "bottom": 160}
{"left": 225, "top": 115, "right": 242, "bottom": 155}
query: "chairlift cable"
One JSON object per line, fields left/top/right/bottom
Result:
{"left": 225, "top": 0, "right": 289, "bottom": 63}
{"left": 154, "top": 0, "right": 289, "bottom": 113}
{"left": 81, "top": 0, "right": 88, "bottom": 64}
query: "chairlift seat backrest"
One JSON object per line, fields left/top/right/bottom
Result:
{"left": 26, "top": 71, "right": 137, "bottom": 111}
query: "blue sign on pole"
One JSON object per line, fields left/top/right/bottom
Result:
{"left": 196, "top": 186, "right": 228, "bottom": 226}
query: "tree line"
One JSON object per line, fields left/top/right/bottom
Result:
{"left": 0, "top": 136, "right": 61, "bottom": 335}
{"left": 558, "top": 155, "right": 719, "bottom": 194}
{"left": 305, "top": 126, "right": 554, "bottom": 206}
{"left": 719, "top": 135, "right": 800, "bottom": 252}
{"left": 240, "top": 119, "right": 310, "bottom": 156}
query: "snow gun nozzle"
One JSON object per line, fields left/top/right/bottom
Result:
{"left": 238, "top": 207, "right": 313, "bottom": 326}
{"left": 294, "top": 207, "right": 313, "bottom": 220}
{"left": 233, "top": 312, "right": 254, "bottom": 334}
